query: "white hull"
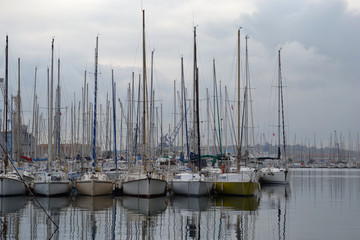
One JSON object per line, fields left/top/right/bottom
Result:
{"left": 76, "top": 179, "right": 113, "bottom": 196}
{"left": 260, "top": 168, "right": 289, "bottom": 184}
{"left": 172, "top": 181, "right": 212, "bottom": 196}
{"left": 0, "top": 176, "right": 26, "bottom": 196}
{"left": 122, "top": 177, "right": 166, "bottom": 198}
{"left": 33, "top": 181, "right": 71, "bottom": 197}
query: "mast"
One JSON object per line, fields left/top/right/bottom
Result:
{"left": 213, "top": 58, "right": 217, "bottom": 154}
{"left": 279, "top": 49, "right": 287, "bottom": 167}
{"left": 224, "top": 86, "right": 228, "bottom": 153}
{"left": 244, "top": 35, "right": 249, "bottom": 157}
{"left": 82, "top": 71, "right": 86, "bottom": 157}
{"left": 32, "top": 67, "right": 37, "bottom": 158}
{"left": 181, "top": 57, "right": 184, "bottom": 157}
{"left": 48, "top": 38, "right": 54, "bottom": 171}
{"left": 92, "top": 36, "right": 99, "bottom": 169}
{"left": 236, "top": 28, "right": 241, "bottom": 171}
{"left": 131, "top": 72, "right": 134, "bottom": 159}
{"left": 193, "top": 26, "right": 201, "bottom": 170}
{"left": 17, "top": 58, "right": 21, "bottom": 167}
{"left": 150, "top": 50, "right": 154, "bottom": 159}
{"left": 206, "top": 88, "right": 210, "bottom": 154}
{"left": 195, "top": 67, "right": 201, "bottom": 170}
{"left": 35, "top": 99, "right": 39, "bottom": 159}
{"left": 173, "top": 79, "right": 176, "bottom": 151}
{"left": 277, "top": 49, "right": 281, "bottom": 159}
{"left": 193, "top": 26, "right": 197, "bottom": 157}
{"left": 239, "top": 35, "right": 249, "bottom": 167}
{"left": 142, "top": 9, "right": 147, "bottom": 162}
{"left": 133, "top": 75, "right": 141, "bottom": 162}
{"left": 105, "top": 94, "right": 109, "bottom": 152}
{"left": 126, "top": 83, "right": 131, "bottom": 162}
{"left": 57, "top": 58, "right": 61, "bottom": 158}
{"left": 112, "top": 69, "right": 118, "bottom": 169}
{"left": 160, "top": 103, "right": 163, "bottom": 155}
{"left": 5, "top": 36, "right": 8, "bottom": 156}
{"left": 70, "top": 104, "right": 73, "bottom": 159}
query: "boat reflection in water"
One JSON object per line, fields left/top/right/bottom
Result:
{"left": 75, "top": 194, "right": 113, "bottom": 211}
{"left": 215, "top": 195, "right": 260, "bottom": 211}
{"left": 121, "top": 196, "right": 167, "bottom": 218}
{"left": 120, "top": 196, "right": 167, "bottom": 239}
{"left": 214, "top": 195, "right": 260, "bottom": 239}
{"left": 261, "top": 184, "right": 291, "bottom": 203}
{"left": 32, "top": 196, "right": 72, "bottom": 239}
{"left": 170, "top": 196, "right": 213, "bottom": 239}
{"left": 261, "top": 184, "right": 290, "bottom": 240}
{"left": 34, "top": 196, "right": 71, "bottom": 211}
{"left": 0, "top": 195, "right": 26, "bottom": 214}
{"left": 171, "top": 196, "right": 211, "bottom": 212}
{"left": 0, "top": 196, "right": 27, "bottom": 239}
{"left": 74, "top": 195, "right": 115, "bottom": 240}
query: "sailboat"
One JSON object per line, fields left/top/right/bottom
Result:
{"left": 75, "top": 36, "right": 114, "bottom": 196}
{"left": 0, "top": 36, "right": 26, "bottom": 196}
{"left": 122, "top": 10, "right": 166, "bottom": 198}
{"left": 215, "top": 30, "right": 260, "bottom": 196}
{"left": 171, "top": 27, "right": 212, "bottom": 196}
{"left": 33, "top": 38, "right": 71, "bottom": 197}
{"left": 259, "top": 49, "right": 289, "bottom": 184}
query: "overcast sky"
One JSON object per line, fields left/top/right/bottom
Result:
{"left": 0, "top": 0, "right": 359, "bottom": 150}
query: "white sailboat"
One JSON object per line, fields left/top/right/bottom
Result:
{"left": 75, "top": 36, "right": 113, "bottom": 196}
{"left": 259, "top": 49, "right": 289, "bottom": 185}
{"left": 122, "top": 10, "right": 166, "bottom": 198}
{"left": 33, "top": 171, "right": 71, "bottom": 196}
{"left": 172, "top": 172, "right": 212, "bottom": 196}
{"left": 171, "top": 27, "right": 212, "bottom": 197}
{"left": 76, "top": 171, "right": 113, "bottom": 196}
{"left": 0, "top": 36, "right": 26, "bottom": 196}
{"left": 215, "top": 30, "right": 260, "bottom": 196}
{"left": 0, "top": 170, "right": 26, "bottom": 196}
{"left": 33, "top": 39, "right": 71, "bottom": 197}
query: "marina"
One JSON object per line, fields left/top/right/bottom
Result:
{"left": 0, "top": 168, "right": 359, "bottom": 239}
{"left": 1, "top": 1, "right": 359, "bottom": 239}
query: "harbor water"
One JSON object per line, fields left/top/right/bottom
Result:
{"left": 1, "top": 168, "right": 359, "bottom": 239}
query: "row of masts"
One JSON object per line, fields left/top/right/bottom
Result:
{"left": 1, "top": 31, "right": 263, "bottom": 166}
{"left": 2, "top": 34, "right": 360, "bottom": 168}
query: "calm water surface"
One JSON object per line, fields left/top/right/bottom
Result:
{"left": 1, "top": 168, "right": 359, "bottom": 239}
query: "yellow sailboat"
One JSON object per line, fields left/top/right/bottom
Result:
{"left": 215, "top": 29, "right": 260, "bottom": 197}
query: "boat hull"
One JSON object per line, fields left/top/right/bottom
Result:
{"left": 76, "top": 180, "right": 113, "bottom": 196}
{"left": 33, "top": 181, "right": 71, "bottom": 197}
{"left": 0, "top": 177, "right": 26, "bottom": 196}
{"left": 260, "top": 169, "right": 289, "bottom": 184}
{"left": 122, "top": 177, "right": 166, "bottom": 198}
{"left": 172, "top": 181, "right": 212, "bottom": 196}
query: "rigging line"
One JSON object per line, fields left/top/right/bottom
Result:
{"left": 225, "top": 87, "right": 238, "bottom": 148}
